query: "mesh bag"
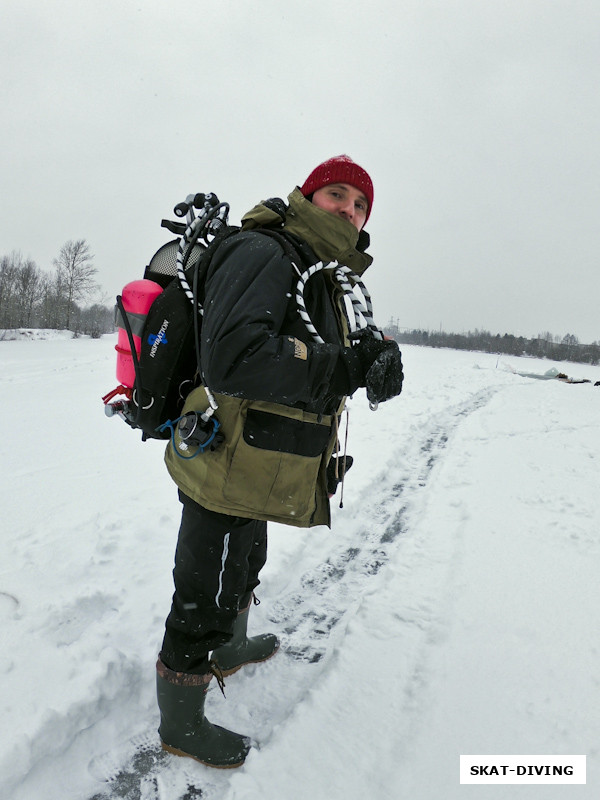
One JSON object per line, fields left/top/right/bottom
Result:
{"left": 144, "top": 240, "right": 206, "bottom": 288}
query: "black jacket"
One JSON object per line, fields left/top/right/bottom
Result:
{"left": 201, "top": 230, "right": 348, "bottom": 415}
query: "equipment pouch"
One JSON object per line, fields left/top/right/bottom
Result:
{"left": 222, "top": 401, "right": 334, "bottom": 521}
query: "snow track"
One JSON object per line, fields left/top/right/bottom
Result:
{"left": 85, "top": 386, "right": 501, "bottom": 800}
{"left": 269, "top": 387, "right": 499, "bottom": 668}
{"left": 2, "top": 336, "right": 598, "bottom": 800}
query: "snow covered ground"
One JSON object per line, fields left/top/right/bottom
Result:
{"left": 1, "top": 333, "right": 598, "bottom": 799}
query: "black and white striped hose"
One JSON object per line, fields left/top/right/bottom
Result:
{"left": 176, "top": 203, "right": 226, "bottom": 411}
{"left": 295, "top": 261, "right": 383, "bottom": 343}
{"left": 176, "top": 212, "right": 210, "bottom": 313}
{"left": 333, "top": 265, "right": 383, "bottom": 341}
{"left": 294, "top": 261, "right": 327, "bottom": 343}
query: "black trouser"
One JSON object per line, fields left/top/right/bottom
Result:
{"left": 160, "top": 491, "right": 267, "bottom": 674}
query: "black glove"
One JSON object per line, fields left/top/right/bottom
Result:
{"left": 364, "top": 343, "right": 403, "bottom": 404}
{"left": 334, "top": 330, "right": 403, "bottom": 401}
{"left": 326, "top": 454, "right": 354, "bottom": 496}
{"left": 350, "top": 330, "right": 389, "bottom": 371}
{"left": 331, "top": 330, "right": 386, "bottom": 395}
{"left": 330, "top": 331, "right": 403, "bottom": 402}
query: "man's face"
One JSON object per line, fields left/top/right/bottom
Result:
{"left": 311, "top": 183, "right": 369, "bottom": 231}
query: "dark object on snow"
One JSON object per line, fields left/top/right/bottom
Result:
{"left": 557, "top": 373, "right": 591, "bottom": 384}
{"left": 508, "top": 365, "right": 594, "bottom": 385}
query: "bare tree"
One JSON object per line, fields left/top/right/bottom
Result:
{"left": 562, "top": 333, "right": 580, "bottom": 346}
{"left": 0, "top": 253, "right": 18, "bottom": 328}
{"left": 0, "top": 252, "right": 43, "bottom": 328}
{"left": 53, "top": 239, "right": 99, "bottom": 330}
{"left": 15, "top": 257, "right": 43, "bottom": 327}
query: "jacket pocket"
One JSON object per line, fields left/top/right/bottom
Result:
{"left": 223, "top": 403, "right": 333, "bottom": 521}
{"left": 243, "top": 408, "right": 332, "bottom": 456}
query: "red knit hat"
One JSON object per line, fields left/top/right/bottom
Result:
{"left": 300, "top": 155, "right": 374, "bottom": 222}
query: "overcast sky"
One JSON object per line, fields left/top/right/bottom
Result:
{"left": 2, "top": 0, "right": 599, "bottom": 342}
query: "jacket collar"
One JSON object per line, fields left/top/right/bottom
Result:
{"left": 283, "top": 188, "right": 372, "bottom": 275}
{"left": 241, "top": 188, "right": 373, "bottom": 275}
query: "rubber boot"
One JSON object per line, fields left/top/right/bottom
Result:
{"left": 211, "top": 593, "right": 280, "bottom": 677}
{"left": 156, "top": 658, "right": 250, "bottom": 769}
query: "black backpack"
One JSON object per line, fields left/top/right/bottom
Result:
{"left": 103, "top": 193, "right": 239, "bottom": 441}
{"left": 102, "top": 191, "right": 382, "bottom": 443}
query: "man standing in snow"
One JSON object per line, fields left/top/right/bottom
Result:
{"left": 157, "top": 155, "right": 404, "bottom": 767}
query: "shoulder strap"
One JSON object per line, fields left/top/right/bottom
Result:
{"left": 251, "top": 228, "right": 313, "bottom": 278}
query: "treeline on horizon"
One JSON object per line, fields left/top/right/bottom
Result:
{"left": 2, "top": 246, "right": 597, "bottom": 368}
{"left": 0, "top": 246, "right": 113, "bottom": 339}
{"left": 385, "top": 322, "right": 600, "bottom": 366}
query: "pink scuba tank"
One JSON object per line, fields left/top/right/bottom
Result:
{"left": 115, "top": 279, "right": 163, "bottom": 388}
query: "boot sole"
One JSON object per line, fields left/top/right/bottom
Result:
{"left": 217, "top": 640, "right": 281, "bottom": 677}
{"left": 160, "top": 741, "right": 246, "bottom": 769}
